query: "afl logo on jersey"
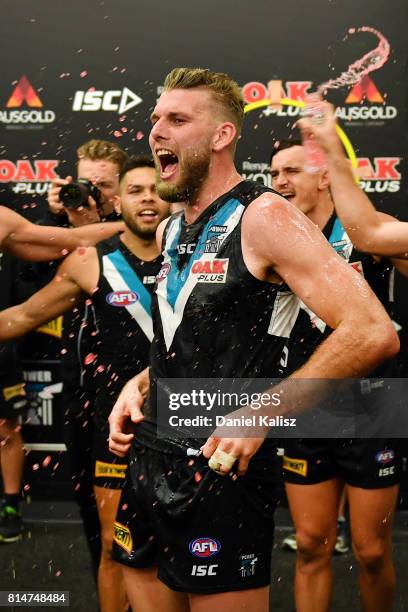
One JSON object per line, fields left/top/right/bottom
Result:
{"left": 106, "top": 291, "right": 139, "bottom": 306}
{"left": 156, "top": 262, "right": 171, "bottom": 283}
{"left": 189, "top": 537, "right": 221, "bottom": 558}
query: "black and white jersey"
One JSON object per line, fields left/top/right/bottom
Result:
{"left": 286, "top": 213, "right": 395, "bottom": 373}
{"left": 141, "top": 180, "right": 297, "bottom": 428}
{"left": 88, "top": 237, "right": 161, "bottom": 404}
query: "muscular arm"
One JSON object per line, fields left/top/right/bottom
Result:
{"left": 201, "top": 194, "right": 398, "bottom": 474}
{"left": 1, "top": 206, "right": 124, "bottom": 261}
{"left": 243, "top": 194, "right": 399, "bottom": 379}
{"left": 0, "top": 246, "right": 99, "bottom": 341}
{"left": 297, "top": 105, "right": 408, "bottom": 257}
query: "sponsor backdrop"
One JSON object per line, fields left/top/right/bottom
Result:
{"left": 1, "top": 0, "right": 407, "bottom": 498}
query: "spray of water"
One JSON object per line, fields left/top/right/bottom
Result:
{"left": 317, "top": 27, "right": 390, "bottom": 95}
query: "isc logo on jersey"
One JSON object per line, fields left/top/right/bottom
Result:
{"left": 106, "top": 291, "right": 139, "bottom": 306}
{"left": 189, "top": 537, "right": 221, "bottom": 558}
{"left": 191, "top": 259, "right": 229, "bottom": 283}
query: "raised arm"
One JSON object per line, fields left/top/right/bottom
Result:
{"left": 0, "top": 246, "right": 98, "bottom": 341}
{"left": 1, "top": 206, "right": 124, "bottom": 261}
{"left": 297, "top": 104, "right": 408, "bottom": 258}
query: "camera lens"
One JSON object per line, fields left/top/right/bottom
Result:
{"left": 59, "top": 180, "right": 93, "bottom": 209}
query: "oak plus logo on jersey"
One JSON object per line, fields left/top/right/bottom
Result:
{"left": 335, "top": 76, "right": 397, "bottom": 125}
{"left": 0, "top": 75, "right": 56, "bottom": 129}
{"left": 191, "top": 259, "right": 229, "bottom": 283}
{"left": 72, "top": 87, "right": 142, "bottom": 114}
{"left": 357, "top": 157, "right": 401, "bottom": 193}
{"left": 0, "top": 159, "right": 60, "bottom": 196}
{"left": 106, "top": 291, "right": 139, "bottom": 306}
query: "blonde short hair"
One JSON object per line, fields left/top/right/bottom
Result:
{"left": 163, "top": 67, "right": 244, "bottom": 137}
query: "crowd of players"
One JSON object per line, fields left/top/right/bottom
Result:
{"left": 0, "top": 68, "right": 407, "bottom": 612}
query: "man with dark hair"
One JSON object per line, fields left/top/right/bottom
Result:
{"left": 0, "top": 156, "right": 170, "bottom": 612}
{"left": 270, "top": 137, "right": 405, "bottom": 612}
{"left": 108, "top": 67, "right": 397, "bottom": 612}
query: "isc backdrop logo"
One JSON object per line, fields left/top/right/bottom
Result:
{"left": 358, "top": 157, "right": 401, "bottom": 193}
{"left": 72, "top": 87, "right": 142, "bottom": 114}
{"left": 0, "top": 159, "right": 59, "bottom": 196}
{"left": 0, "top": 75, "right": 56, "bottom": 128}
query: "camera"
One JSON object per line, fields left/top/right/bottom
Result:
{"left": 59, "top": 179, "right": 101, "bottom": 209}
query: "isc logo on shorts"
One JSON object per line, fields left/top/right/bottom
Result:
{"left": 282, "top": 455, "right": 308, "bottom": 477}
{"left": 189, "top": 537, "right": 221, "bottom": 558}
{"left": 106, "top": 291, "right": 139, "bottom": 307}
{"left": 113, "top": 522, "right": 133, "bottom": 555}
{"left": 191, "top": 259, "right": 229, "bottom": 283}
{"left": 94, "top": 460, "right": 127, "bottom": 479}
{"left": 375, "top": 449, "right": 395, "bottom": 464}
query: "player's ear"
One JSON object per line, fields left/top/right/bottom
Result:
{"left": 113, "top": 194, "right": 122, "bottom": 215}
{"left": 212, "top": 122, "right": 237, "bottom": 152}
{"left": 318, "top": 168, "right": 330, "bottom": 191}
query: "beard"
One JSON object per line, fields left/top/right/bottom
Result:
{"left": 120, "top": 208, "right": 157, "bottom": 240}
{"left": 156, "top": 145, "right": 211, "bottom": 203}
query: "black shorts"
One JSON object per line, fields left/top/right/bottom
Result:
{"left": 282, "top": 438, "right": 401, "bottom": 488}
{"left": 112, "top": 435, "right": 280, "bottom": 593}
{"left": 92, "top": 396, "right": 128, "bottom": 489}
{"left": 0, "top": 365, "right": 27, "bottom": 420}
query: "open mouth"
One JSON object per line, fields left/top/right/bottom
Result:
{"left": 138, "top": 208, "right": 159, "bottom": 223}
{"left": 156, "top": 148, "right": 179, "bottom": 180}
{"left": 281, "top": 192, "right": 295, "bottom": 202}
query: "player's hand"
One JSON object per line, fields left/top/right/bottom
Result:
{"left": 201, "top": 406, "right": 269, "bottom": 477}
{"left": 47, "top": 176, "right": 72, "bottom": 216}
{"left": 108, "top": 371, "right": 148, "bottom": 457}
{"left": 297, "top": 101, "right": 343, "bottom": 156}
{"left": 65, "top": 195, "right": 101, "bottom": 226}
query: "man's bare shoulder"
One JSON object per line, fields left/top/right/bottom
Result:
{"left": 243, "top": 191, "right": 311, "bottom": 243}
{"left": 57, "top": 245, "right": 99, "bottom": 294}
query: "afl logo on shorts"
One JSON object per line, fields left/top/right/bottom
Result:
{"left": 156, "top": 262, "right": 171, "bottom": 283}
{"left": 189, "top": 537, "right": 221, "bottom": 558}
{"left": 106, "top": 291, "right": 139, "bottom": 306}
{"left": 375, "top": 449, "right": 395, "bottom": 464}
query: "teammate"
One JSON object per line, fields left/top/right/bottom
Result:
{"left": 297, "top": 101, "right": 408, "bottom": 257}
{"left": 107, "top": 68, "right": 398, "bottom": 612}
{"left": 43, "top": 139, "right": 129, "bottom": 578}
{"left": 0, "top": 205, "right": 123, "bottom": 260}
{"left": 270, "top": 138, "right": 405, "bottom": 612}
{"left": 0, "top": 156, "right": 170, "bottom": 612}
